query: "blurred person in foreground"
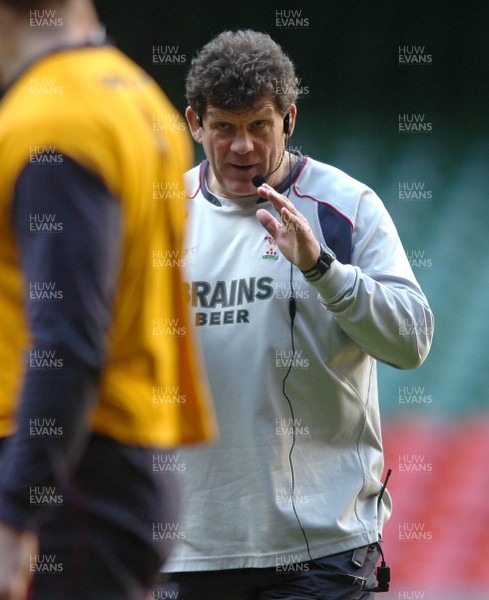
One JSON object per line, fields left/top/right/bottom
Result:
{"left": 157, "top": 30, "right": 434, "bottom": 600}
{"left": 0, "top": 1, "right": 216, "bottom": 598}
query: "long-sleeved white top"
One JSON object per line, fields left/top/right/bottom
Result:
{"left": 165, "top": 155, "right": 434, "bottom": 571}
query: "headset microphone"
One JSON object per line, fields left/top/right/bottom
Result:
{"left": 252, "top": 113, "right": 291, "bottom": 188}
{"left": 251, "top": 151, "right": 285, "bottom": 188}
{"left": 252, "top": 173, "right": 274, "bottom": 188}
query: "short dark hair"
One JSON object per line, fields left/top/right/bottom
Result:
{"left": 186, "top": 30, "right": 298, "bottom": 117}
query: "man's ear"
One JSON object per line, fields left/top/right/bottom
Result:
{"left": 186, "top": 107, "right": 203, "bottom": 143}
{"left": 286, "top": 104, "right": 298, "bottom": 137}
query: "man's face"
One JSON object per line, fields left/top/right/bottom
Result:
{"left": 187, "top": 100, "right": 295, "bottom": 198}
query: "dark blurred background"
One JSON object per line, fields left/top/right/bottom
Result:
{"left": 95, "top": 1, "right": 488, "bottom": 597}
{"left": 96, "top": 0, "right": 488, "bottom": 132}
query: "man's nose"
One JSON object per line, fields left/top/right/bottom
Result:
{"left": 230, "top": 130, "right": 254, "bottom": 154}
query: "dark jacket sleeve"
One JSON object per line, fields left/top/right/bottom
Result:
{"left": 0, "top": 155, "right": 122, "bottom": 531}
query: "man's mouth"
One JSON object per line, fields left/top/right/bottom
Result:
{"left": 229, "top": 163, "right": 256, "bottom": 171}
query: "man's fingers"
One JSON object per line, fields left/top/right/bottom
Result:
{"left": 0, "top": 526, "right": 37, "bottom": 600}
{"left": 257, "top": 184, "right": 301, "bottom": 219}
{"left": 257, "top": 206, "right": 309, "bottom": 238}
{"left": 257, "top": 184, "right": 288, "bottom": 209}
{"left": 281, "top": 208, "right": 301, "bottom": 232}
{"left": 256, "top": 208, "right": 279, "bottom": 237}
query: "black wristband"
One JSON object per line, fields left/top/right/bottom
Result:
{"left": 301, "top": 244, "right": 336, "bottom": 282}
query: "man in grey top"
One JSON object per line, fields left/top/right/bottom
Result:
{"left": 158, "top": 29, "right": 433, "bottom": 600}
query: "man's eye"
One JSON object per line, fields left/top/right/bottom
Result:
{"left": 253, "top": 121, "right": 267, "bottom": 129}
{"left": 215, "top": 122, "right": 231, "bottom": 130}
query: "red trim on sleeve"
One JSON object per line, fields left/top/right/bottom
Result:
{"left": 292, "top": 157, "right": 355, "bottom": 230}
